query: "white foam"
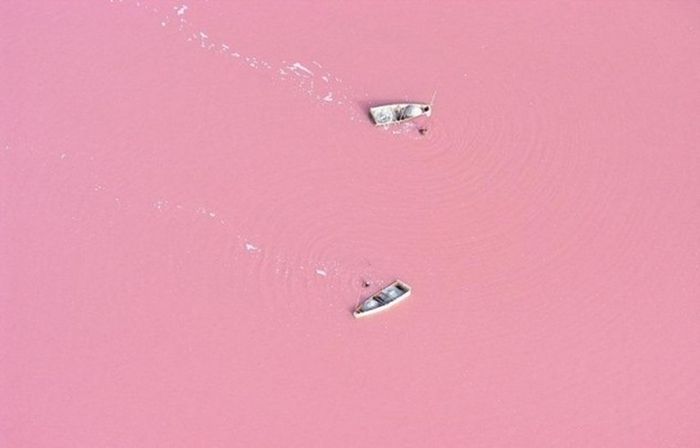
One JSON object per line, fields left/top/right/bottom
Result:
{"left": 144, "top": 2, "right": 363, "bottom": 117}
{"left": 290, "top": 62, "right": 313, "bottom": 76}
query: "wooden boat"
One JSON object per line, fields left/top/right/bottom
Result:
{"left": 370, "top": 103, "right": 432, "bottom": 126}
{"left": 353, "top": 280, "right": 412, "bottom": 318}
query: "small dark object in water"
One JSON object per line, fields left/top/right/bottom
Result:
{"left": 419, "top": 127, "right": 428, "bottom": 135}
{"left": 362, "top": 280, "right": 371, "bottom": 288}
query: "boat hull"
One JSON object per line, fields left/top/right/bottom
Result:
{"left": 353, "top": 280, "right": 412, "bottom": 318}
{"left": 370, "top": 103, "right": 431, "bottom": 126}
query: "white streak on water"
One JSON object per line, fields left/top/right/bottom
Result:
{"left": 115, "top": 0, "right": 366, "bottom": 120}
{"left": 290, "top": 62, "right": 313, "bottom": 76}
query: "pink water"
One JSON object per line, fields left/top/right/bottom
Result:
{"left": 2, "top": 1, "right": 699, "bottom": 446}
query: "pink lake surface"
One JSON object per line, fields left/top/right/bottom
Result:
{"left": 2, "top": 1, "right": 700, "bottom": 446}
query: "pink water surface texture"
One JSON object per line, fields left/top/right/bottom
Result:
{"left": 2, "top": 1, "right": 699, "bottom": 447}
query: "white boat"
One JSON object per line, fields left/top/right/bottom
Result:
{"left": 353, "top": 280, "right": 412, "bottom": 318}
{"left": 370, "top": 103, "right": 432, "bottom": 126}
